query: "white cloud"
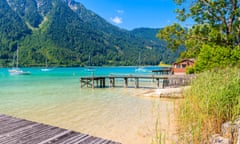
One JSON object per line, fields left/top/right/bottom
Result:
{"left": 110, "top": 16, "right": 123, "bottom": 24}
{"left": 116, "top": 10, "right": 124, "bottom": 14}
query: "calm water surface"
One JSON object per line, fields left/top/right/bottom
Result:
{"left": 0, "top": 67, "right": 176, "bottom": 144}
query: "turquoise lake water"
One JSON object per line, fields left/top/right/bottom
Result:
{"left": 0, "top": 67, "right": 176, "bottom": 144}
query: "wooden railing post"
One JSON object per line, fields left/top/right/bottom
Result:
{"left": 103, "top": 78, "right": 106, "bottom": 88}
{"left": 92, "top": 77, "right": 94, "bottom": 89}
{"left": 80, "top": 78, "right": 82, "bottom": 88}
{"left": 156, "top": 78, "right": 159, "bottom": 88}
{"left": 124, "top": 77, "right": 128, "bottom": 88}
{"left": 109, "top": 78, "right": 115, "bottom": 88}
{"left": 135, "top": 78, "right": 139, "bottom": 88}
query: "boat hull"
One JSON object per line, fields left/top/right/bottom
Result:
{"left": 8, "top": 69, "right": 31, "bottom": 75}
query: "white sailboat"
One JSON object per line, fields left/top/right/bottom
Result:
{"left": 86, "top": 55, "right": 94, "bottom": 71}
{"left": 41, "top": 57, "right": 52, "bottom": 72}
{"left": 135, "top": 52, "right": 146, "bottom": 72}
{"left": 8, "top": 46, "right": 31, "bottom": 75}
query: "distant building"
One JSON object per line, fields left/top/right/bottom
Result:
{"left": 152, "top": 67, "right": 172, "bottom": 75}
{"left": 172, "top": 59, "right": 195, "bottom": 75}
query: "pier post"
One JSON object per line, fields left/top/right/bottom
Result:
{"left": 156, "top": 78, "right": 160, "bottom": 88}
{"left": 80, "top": 78, "right": 82, "bottom": 88}
{"left": 113, "top": 78, "right": 115, "bottom": 87}
{"left": 162, "top": 78, "right": 169, "bottom": 88}
{"left": 99, "top": 79, "right": 102, "bottom": 88}
{"left": 80, "top": 75, "right": 186, "bottom": 89}
{"left": 152, "top": 75, "right": 155, "bottom": 83}
{"left": 135, "top": 78, "right": 139, "bottom": 88}
{"left": 87, "top": 79, "right": 89, "bottom": 88}
{"left": 92, "top": 77, "right": 94, "bottom": 89}
{"left": 103, "top": 78, "right": 106, "bottom": 88}
{"left": 124, "top": 77, "right": 128, "bottom": 88}
{"left": 109, "top": 78, "right": 115, "bottom": 88}
{"left": 96, "top": 79, "right": 99, "bottom": 87}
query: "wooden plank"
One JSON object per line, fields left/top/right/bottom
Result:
{"left": 23, "top": 127, "right": 65, "bottom": 143}
{"left": 0, "top": 123, "right": 39, "bottom": 138}
{"left": 0, "top": 116, "right": 38, "bottom": 136}
{"left": 0, "top": 114, "right": 120, "bottom": 144}
{"left": 37, "top": 130, "right": 72, "bottom": 144}
{"left": 53, "top": 133, "right": 88, "bottom": 144}
{"left": 0, "top": 125, "right": 59, "bottom": 144}
{"left": 59, "top": 134, "right": 90, "bottom": 144}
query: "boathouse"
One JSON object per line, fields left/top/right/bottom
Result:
{"left": 172, "top": 59, "right": 195, "bottom": 75}
{"left": 151, "top": 67, "right": 172, "bottom": 75}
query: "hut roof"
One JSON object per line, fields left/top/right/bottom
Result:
{"left": 173, "top": 58, "right": 195, "bottom": 65}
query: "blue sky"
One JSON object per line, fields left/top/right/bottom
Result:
{"left": 75, "top": 0, "right": 193, "bottom": 30}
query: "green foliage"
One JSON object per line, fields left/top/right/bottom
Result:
{"left": 186, "top": 66, "right": 194, "bottom": 74}
{"left": 0, "top": 0, "right": 181, "bottom": 67}
{"left": 175, "top": 0, "right": 240, "bottom": 47}
{"left": 166, "top": 1, "right": 240, "bottom": 143}
{"left": 193, "top": 45, "right": 240, "bottom": 72}
{"left": 156, "top": 23, "right": 186, "bottom": 51}
{"left": 4, "top": 0, "right": 44, "bottom": 28}
{"left": 179, "top": 67, "right": 240, "bottom": 143}
{"left": 131, "top": 28, "right": 184, "bottom": 64}
{"left": 157, "top": 0, "right": 240, "bottom": 72}
{"left": 0, "top": 0, "right": 31, "bottom": 66}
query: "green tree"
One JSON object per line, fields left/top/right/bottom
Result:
{"left": 175, "top": 0, "right": 240, "bottom": 47}
{"left": 157, "top": 0, "right": 240, "bottom": 71}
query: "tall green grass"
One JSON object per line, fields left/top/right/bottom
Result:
{"left": 178, "top": 67, "right": 240, "bottom": 143}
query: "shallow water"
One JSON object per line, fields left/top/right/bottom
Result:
{"left": 0, "top": 67, "right": 176, "bottom": 144}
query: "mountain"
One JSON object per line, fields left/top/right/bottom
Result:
{"left": 0, "top": 0, "right": 181, "bottom": 67}
{"left": 131, "top": 28, "right": 184, "bottom": 63}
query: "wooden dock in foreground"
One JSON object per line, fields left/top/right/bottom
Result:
{"left": 80, "top": 75, "right": 193, "bottom": 89}
{"left": 0, "top": 114, "right": 120, "bottom": 144}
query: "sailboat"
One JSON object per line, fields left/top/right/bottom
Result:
{"left": 85, "top": 55, "right": 95, "bottom": 74}
{"left": 8, "top": 46, "right": 31, "bottom": 75}
{"left": 135, "top": 52, "right": 146, "bottom": 72}
{"left": 86, "top": 55, "right": 92, "bottom": 71}
{"left": 41, "top": 57, "right": 52, "bottom": 72}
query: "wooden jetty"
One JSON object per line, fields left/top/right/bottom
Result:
{"left": 0, "top": 114, "right": 120, "bottom": 144}
{"left": 80, "top": 75, "right": 193, "bottom": 89}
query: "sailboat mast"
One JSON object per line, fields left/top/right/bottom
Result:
{"left": 12, "top": 54, "right": 15, "bottom": 68}
{"left": 138, "top": 52, "right": 141, "bottom": 66}
{"left": 88, "top": 55, "right": 91, "bottom": 67}
{"left": 45, "top": 56, "right": 48, "bottom": 68}
{"left": 16, "top": 46, "right": 18, "bottom": 69}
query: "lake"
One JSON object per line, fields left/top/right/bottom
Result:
{"left": 0, "top": 67, "right": 177, "bottom": 144}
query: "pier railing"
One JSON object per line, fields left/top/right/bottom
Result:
{"left": 80, "top": 74, "right": 194, "bottom": 89}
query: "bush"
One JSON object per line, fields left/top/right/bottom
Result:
{"left": 178, "top": 67, "right": 240, "bottom": 143}
{"left": 186, "top": 66, "right": 195, "bottom": 74}
{"left": 194, "top": 44, "right": 236, "bottom": 72}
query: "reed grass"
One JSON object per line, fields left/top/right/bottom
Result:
{"left": 151, "top": 117, "right": 167, "bottom": 144}
{"left": 178, "top": 67, "right": 240, "bottom": 143}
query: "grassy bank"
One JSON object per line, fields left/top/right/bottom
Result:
{"left": 178, "top": 67, "right": 240, "bottom": 143}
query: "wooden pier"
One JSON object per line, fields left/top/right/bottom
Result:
{"left": 80, "top": 75, "right": 193, "bottom": 89}
{"left": 0, "top": 114, "right": 120, "bottom": 144}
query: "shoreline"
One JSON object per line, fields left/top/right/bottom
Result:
{"left": 139, "top": 86, "right": 190, "bottom": 99}
{"left": 133, "top": 87, "right": 187, "bottom": 143}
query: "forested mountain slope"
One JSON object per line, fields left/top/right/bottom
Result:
{"left": 0, "top": 0, "right": 181, "bottom": 67}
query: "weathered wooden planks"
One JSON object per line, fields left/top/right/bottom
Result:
{"left": 0, "top": 114, "right": 120, "bottom": 144}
